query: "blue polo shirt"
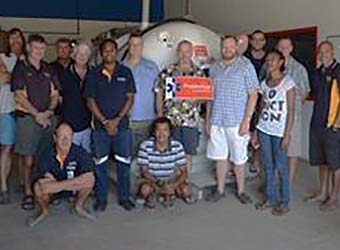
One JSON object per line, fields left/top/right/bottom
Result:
{"left": 123, "top": 57, "right": 159, "bottom": 121}
{"left": 84, "top": 63, "right": 136, "bottom": 128}
{"left": 59, "top": 64, "right": 91, "bottom": 132}
{"left": 35, "top": 144, "right": 94, "bottom": 181}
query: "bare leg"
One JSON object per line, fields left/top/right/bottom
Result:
{"left": 23, "top": 156, "right": 34, "bottom": 196}
{"left": 74, "top": 187, "right": 96, "bottom": 220}
{"left": 306, "top": 166, "right": 329, "bottom": 203}
{"left": 0, "top": 145, "right": 12, "bottom": 192}
{"left": 320, "top": 168, "right": 340, "bottom": 210}
{"left": 28, "top": 181, "right": 50, "bottom": 227}
{"left": 216, "top": 160, "right": 231, "bottom": 194}
{"left": 288, "top": 156, "right": 299, "bottom": 185}
{"left": 234, "top": 164, "right": 245, "bottom": 195}
{"left": 186, "top": 155, "right": 192, "bottom": 177}
{"left": 18, "top": 155, "right": 25, "bottom": 188}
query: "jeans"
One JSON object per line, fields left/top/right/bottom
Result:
{"left": 258, "top": 130, "right": 290, "bottom": 208}
{"left": 92, "top": 128, "right": 132, "bottom": 204}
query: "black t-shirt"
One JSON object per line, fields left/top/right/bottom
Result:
{"left": 59, "top": 64, "right": 91, "bottom": 132}
{"left": 311, "top": 60, "right": 340, "bottom": 128}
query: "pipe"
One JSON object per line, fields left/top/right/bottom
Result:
{"left": 141, "top": 0, "right": 150, "bottom": 30}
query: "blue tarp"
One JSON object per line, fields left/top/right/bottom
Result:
{"left": 0, "top": 0, "right": 163, "bottom": 22}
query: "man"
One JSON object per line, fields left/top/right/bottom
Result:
{"left": 11, "top": 34, "right": 59, "bottom": 211}
{"left": 306, "top": 41, "right": 340, "bottom": 211}
{"left": 206, "top": 36, "right": 258, "bottom": 204}
{"left": 155, "top": 40, "right": 207, "bottom": 175}
{"left": 84, "top": 38, "right": 136, "bottom": 211}
{"left": 246, "top": 30, "right": 267, "bottom": 77}
{"left": 277, "top": 37, "right": 310, "bottom": 184}
{"left": 137, "top": 117, "right": 195, "bottom": 208}
{"left": 123, "top": 33, "right": 159, "bottom": 152}
{"left": 29, "top": 123, "right": 95, "bottom": 227}
{"left": 246, "top": 30, "right": 267, "bottom": 174}
{"left": 59, "top": 41, "right": 92, "bottom": 153}
{"left": 51, "top": 38, "right": 74, "bottom": 72}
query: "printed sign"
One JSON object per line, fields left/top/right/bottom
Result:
{"left": 165, "top": 76, "right": 213, "bottom": 100}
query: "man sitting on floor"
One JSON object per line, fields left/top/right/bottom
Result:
{"left": 28, "top": 123, "right": 95, "bottom": 227}
{"left": 137, "top": 117, "right": 196, "bottom": 208}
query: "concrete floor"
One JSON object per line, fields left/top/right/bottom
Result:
{"left": 0, "top": 162, "right": 340, "bottom": 250}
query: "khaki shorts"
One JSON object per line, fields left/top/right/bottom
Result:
{"left": 15, "top": 115, "right": 56, "bottom": 156}
{"left": 287, "top": 116, "right": 302, "bottom": 158}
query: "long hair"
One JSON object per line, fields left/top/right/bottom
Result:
{"left": 5, "top": 28, "right": 26, "bottom": 58}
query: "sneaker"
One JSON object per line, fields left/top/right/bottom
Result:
{"left": 93, "top": 201, "right": 107, "bottom": 212}
{"left": 120, "top": 201, "right": 134, "bottom": 211}
{"left": 207, "top": 191, "right": 225, "bottom": 203}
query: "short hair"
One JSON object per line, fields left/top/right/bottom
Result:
{"left": 150, "top": 117, "right": 172, "bottom": 137}
{"left": 5, "top": 27, "right": 26, "bottom": 57}
{"left": 56, "top": 37, "right": 71, "bottom": 46}
{"left": 266, "top": 49, "right": 286, "bottom": 72}
{"left": 251, "top": 30, "right": 265, "bottom": 38}
{"left": 278, "top": 36, "right": 294, "bottom": 48}
{"left": 221, "top": 35, "right": 238, "bottom": 44}
{"left": 318, "top": 40, "right": 334, "bottom": 51}
{"left": 28, "top": 34, "right": 46, "bottom": 44}
{"left": 55, "top": 122, "right": 73, "bottom": 135}
{"left": 177, "top": 40, "right": 193, "bottom": 51}
{"left": 99, "top": 38, "right": 118, "bottom": 55}
{"left": 72, "top": 40, "right": 92, "bottom": 60}
{"left": 129, "top": 31, "right": 143, "bottom": 41}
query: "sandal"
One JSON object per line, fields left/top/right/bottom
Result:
{"left": 183, "top": 196, "right": 197, "bottom": 205}
{"left": 271, "top": 206, "right": 290, "bottom": 216}
{"left": 21, "top": 195, "right": 35, "bottom": 211}
{"left": 237, "top": 193, "right": 253, "bottom": 204}
{"left": 0, "top": 191, "right": 10, "bottom": 205}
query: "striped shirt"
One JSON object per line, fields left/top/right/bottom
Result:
{"left": 210, "top": 57, "right": 259, "bottom": 128}
{"left": 137, "top": 137, "right": 186, "bottom": 180}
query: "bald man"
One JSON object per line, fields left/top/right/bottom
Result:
{"left": 28, "top": 123, "right": 95, "bottom": 227}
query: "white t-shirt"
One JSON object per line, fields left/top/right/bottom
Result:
{"left": 0, "top": 53, "right": 17, "bottom": 113}
{"left": 256, "top": 75, "right": 295, "bottom": 137}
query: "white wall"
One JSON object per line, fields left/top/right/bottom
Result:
{"left": 165, "top": 0, "right": 340, "bottom": 40}
{"left": 0, "top": 17, "right": 137, "bottom": 61}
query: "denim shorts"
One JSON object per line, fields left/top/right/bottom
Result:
{"left": 0, "top": 112, "right": 16, "bottom": 145}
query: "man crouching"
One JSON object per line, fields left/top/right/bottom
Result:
{"left": 137, "top": 117, "right": 196, "bottom": 209}
{"left": 28, "top": 123, "right": 95, "bottom": 227}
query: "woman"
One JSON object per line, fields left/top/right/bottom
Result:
{"left": 252, "top": 49, "right": 295, "bottom": 216}
{"left": 0, "top": 28, "right": 25, "bottom": 204}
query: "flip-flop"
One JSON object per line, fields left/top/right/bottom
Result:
{"left": 21, "top": 195, "right": 35, "bottom": 211}
{"left": 304, "top": 195, "right": 327, "bottom": 204}
{"left": 26, "top": 213, "right": 48, "bottom": 227}
{"left": 320, "top": 202, "right": 337, "bottom": 212}
{"left": 255, "top": 201, "right": 275, "bottom": 210}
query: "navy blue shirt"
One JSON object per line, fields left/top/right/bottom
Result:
{"left": 84, "top": 63, "right": 136, "bottom": 128}
{"left": 311, "top": 60, "right": 340, "bottom": 128}
{"left": 59, "top": 64, "right": 91, "bottom": 132}
{"left": 35, "top": 144, "right": 94, "bottom": 181}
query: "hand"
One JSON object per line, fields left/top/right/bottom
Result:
{"left": 281, "top": 134, "right": 291, "bottom": 152}
{"left": 205, "top": 121, "right": 211, "bottom": 137}
{"left": 104, "top": 118, "right": 120, "bottom": 136}
{"left": 238, "top": 119, "right": 250, "bottom": 136}
{"left": 163, "top": 182, "right": 175, "bottom": 195}
{"left": 251, "top": 132, "right": 260, "bottom": 150}
{"left": 35, "top": 112, "right": 51, "bottom": 128}
{"left": 0, "top": 72, "right": 11, "bottom": 84}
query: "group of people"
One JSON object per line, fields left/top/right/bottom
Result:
{"left": 0, "top": 27, "right": 339, "bottom": 227}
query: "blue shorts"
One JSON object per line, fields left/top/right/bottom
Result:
{"left": 0, "top": 112, "right": 15, "bottom": 145}
{"left": 172, "top": 126, "right": 200, "bottom": 155}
